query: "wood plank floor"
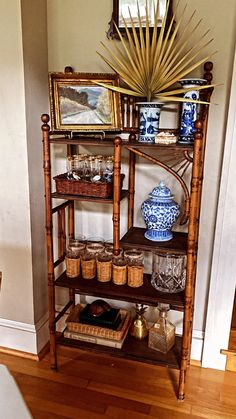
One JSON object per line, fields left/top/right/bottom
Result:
{"left": 1, "top": 346, "right": 236, "bottom": 419}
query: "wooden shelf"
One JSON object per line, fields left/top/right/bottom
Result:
{"left": 51, "top": 189, "right": 129, "bottom": 203}
{"left": 49, "top": 137, "right": 117, "bottom": 146}
{"left": 49, "top": 136, "right": 193, "bottom": 152}
{"left": 58, "top": 334, "right": 182, "bottom": 370}
{"left": 124, "top": 141, "right": 193, "bottom": 151}
{"left": 55, "top": 272, "right": 185, "bottom": 311}
{"left": 120, "top": 227, "right": 188, "bottom": 255}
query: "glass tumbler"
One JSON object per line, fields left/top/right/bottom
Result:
{"left": 86, "top": 242, "right": 105, "bottom": 257}
{"left": 151, "top": 253, "right": 186, "bottom": 293}
{"left": 68, "top": 239, "right": 86, "bottom": 258}
{"left": 124, "top": 249, "right": 144, "bottom": 265}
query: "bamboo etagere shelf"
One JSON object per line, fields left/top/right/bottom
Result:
{"left": 42, "top": 62, "right": 214, "bottom": 401}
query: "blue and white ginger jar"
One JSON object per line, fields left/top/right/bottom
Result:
{"left": 141, "top": 181, "right": 180, "bottom": 242}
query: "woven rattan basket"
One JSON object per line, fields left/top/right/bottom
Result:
{"left": 65, "top": 256, "right": 80, "bottom": 278}
{"left": 127, "top": 265, "right": 144, "bottom": 287}
{"left": 66, "top": 304, "right": 131, "bottom": 340}
{"left": 54, "top": 173, "right": 125, "bottom": 198}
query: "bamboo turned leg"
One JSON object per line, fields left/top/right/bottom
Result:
{"left": 128, "top": 150, "right": 136, "bottom": 230}
{"left": 113, "top": 137, "right": 122, "bottom": 255}
{"left": 179, "top": 122, "right": 204, "bottom": 398}
{"left": 42, "top": 114, "right": 57, "bottom": 370}
{"left": 68, "top": 202, "right": 75, "bottom": 307}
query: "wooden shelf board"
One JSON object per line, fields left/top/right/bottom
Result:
{"left": 49, "top": 137, "right": 117, "bottom": 146}
{"left": 57, "top": 334, "right": 182, "bottom": 370}
{"left": 124, "top": 141, "right": 193, "bottom": 151}
{"left": 51, "top": 189, "right": 129, "bottom": 203}
{"left": 49, "top": 136, "right": 193, "bottom": 152}
{"left": 120, "top": 227, "right": 188, "bottom": 254}
{"left": 55, "top": 272, "right": 185, "bottom": 311}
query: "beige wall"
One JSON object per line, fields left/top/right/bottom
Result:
{"left": 0, "top": 0, "right": 48, "bottom": 352}
{"left": 21, "top": 0, "right": 49, "bottom": 325}
{"left": 0, "top": 0, "right": 34, "bottom": 324}
{"left": 47, "top": 0, "right": 236, "bottom": 334}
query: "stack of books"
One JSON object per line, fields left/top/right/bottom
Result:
{"left": 63, "top": 303, "right": 131, "bottom": 349}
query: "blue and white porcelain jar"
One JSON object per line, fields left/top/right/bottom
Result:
{"left": 138, "top": 102, "right": 163, "bottom": 143}
{"left": 178, "top": 78, "right": 207, "bottom": 144}
{"left": 141, "top": 181, "right": 180, "bottom": 242}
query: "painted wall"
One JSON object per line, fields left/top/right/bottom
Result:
{"left": 0, "top": 0, "right": 48, "bottom": 353}
{"left": 0, "top": 0, "right": 34, "bottom": 324}
{"left": 47, "top": 0, "right": 236, "bottom": 344}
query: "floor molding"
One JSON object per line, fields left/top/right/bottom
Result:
{"left": 0, "top": 313, "right": 49, "bottom": 355}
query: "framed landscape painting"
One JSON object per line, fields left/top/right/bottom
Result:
{"left": 49, "top": 71, "right": 122, "bottom": 132}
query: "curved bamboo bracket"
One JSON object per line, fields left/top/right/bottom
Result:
{"left": 125, "top": 146, "right": 191, "bottom": 225}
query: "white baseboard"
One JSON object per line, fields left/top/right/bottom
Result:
{"left": 176, "top": 327, "right": 204, "bottom": 362}
{"left": 0, "top": 311, "right": 204, "bottom": 362}
{"left": 0, "top": 313, "right": 49, "bottom": 355}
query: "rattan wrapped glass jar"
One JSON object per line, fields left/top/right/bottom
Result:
{"left": 97, "top": 254, "right": 112, "bottom": 282}
{"left": 127, "top": 263, "right": 144, "bottom": 288}
{"left": 65, "top": 241, "right": 86, "bottom": 278}
{"left": 124, "top": 249, "right": 144, "bottom": 265}
{"left": 68, "top": 239, "right": 86, "bottom": 257}
{"left": 104, "top": 245, "right": 123, "bottom": 259}
{"left": 112, "top": 258, "right": 127, "bottom": 285}
{"left": 86, "top": 242, "right": 105, "bottom": 258}
{"left": 65, "top": 254, "right": 80, "bottom": 278}
{"left": 81, "top": 253, "right": 96, "bottom": 279}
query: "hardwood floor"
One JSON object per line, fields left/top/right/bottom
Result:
{"left": 1, "top": 346, "right": 236, "bottom": 418}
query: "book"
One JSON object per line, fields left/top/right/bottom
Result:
{"left": 63, "top": 327, "right": 129, "bottom": 349}
{"left": 79, "top": 304, "right": 121, "bottom": 329}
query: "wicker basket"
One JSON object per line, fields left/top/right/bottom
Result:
{"left": 65, "top": 256, "right": 80, "bottom": 278}
{"left": 54, "top": 173, "right": 125, "bottom": 198}
{"left": 66, "top": 304, "right": 131, "bottom": 340}
{"left": 127, "top": 265, "right": 144, "bottom": 288}
{"left": 112, "top": 263, "right": 127, "bottom": 285}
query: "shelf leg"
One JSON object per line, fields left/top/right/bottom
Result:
{"left": 49, "top": 278, "right": 57, "bottom": 370}
{"left": 113, "top": 137, "right": 122, "bottom": 254}
{"left": 128, "top": 150, "right": 136, "bottom": 229}
{"left": 185, "top": 122, "right": 204, "bottom": 366}
{"left": 42, "top": 114, "right": 58, "bottom": 370}
{"left": 68, "top": 202, "right": 75, "bottom": 307}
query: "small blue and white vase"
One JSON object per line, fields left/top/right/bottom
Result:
{"left": 138, "top": 102, "right": 163, "bottom": 143}
{"left": 141, "top": 181, "right": 180, "bottom": 242}
{"left": 178, "top": 78, "right": 207, "bottom": 144}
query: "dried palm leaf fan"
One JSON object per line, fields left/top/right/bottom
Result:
{"left": 95, "top": 0, "right": 217, "bottom": 104}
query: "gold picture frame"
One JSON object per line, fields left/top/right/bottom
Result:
{"left": 48, "top": 70, "right": 122, "bottom": 132}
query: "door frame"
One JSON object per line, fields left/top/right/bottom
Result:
{"left": 202, "top": 45, "right": 236, "bottom": 370}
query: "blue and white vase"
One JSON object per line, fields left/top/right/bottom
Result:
{"left": 178, "top": 78, "right": 207, "bottom": 144}
{"left": 141, "top": 181, "right": 180, "bottom": 242}
{"left": 138, "top": 102, "right": 163, "bottom": 143}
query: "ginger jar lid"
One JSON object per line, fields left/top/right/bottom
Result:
{"left": 149, "top": 181, "right": 173, "bottom": 201}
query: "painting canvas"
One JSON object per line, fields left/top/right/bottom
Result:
{"left": 59, "top": 85, "right": 112, "bottom": 125}
{"left": 49, "top": 72, "right": 121, "bottom": 132}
